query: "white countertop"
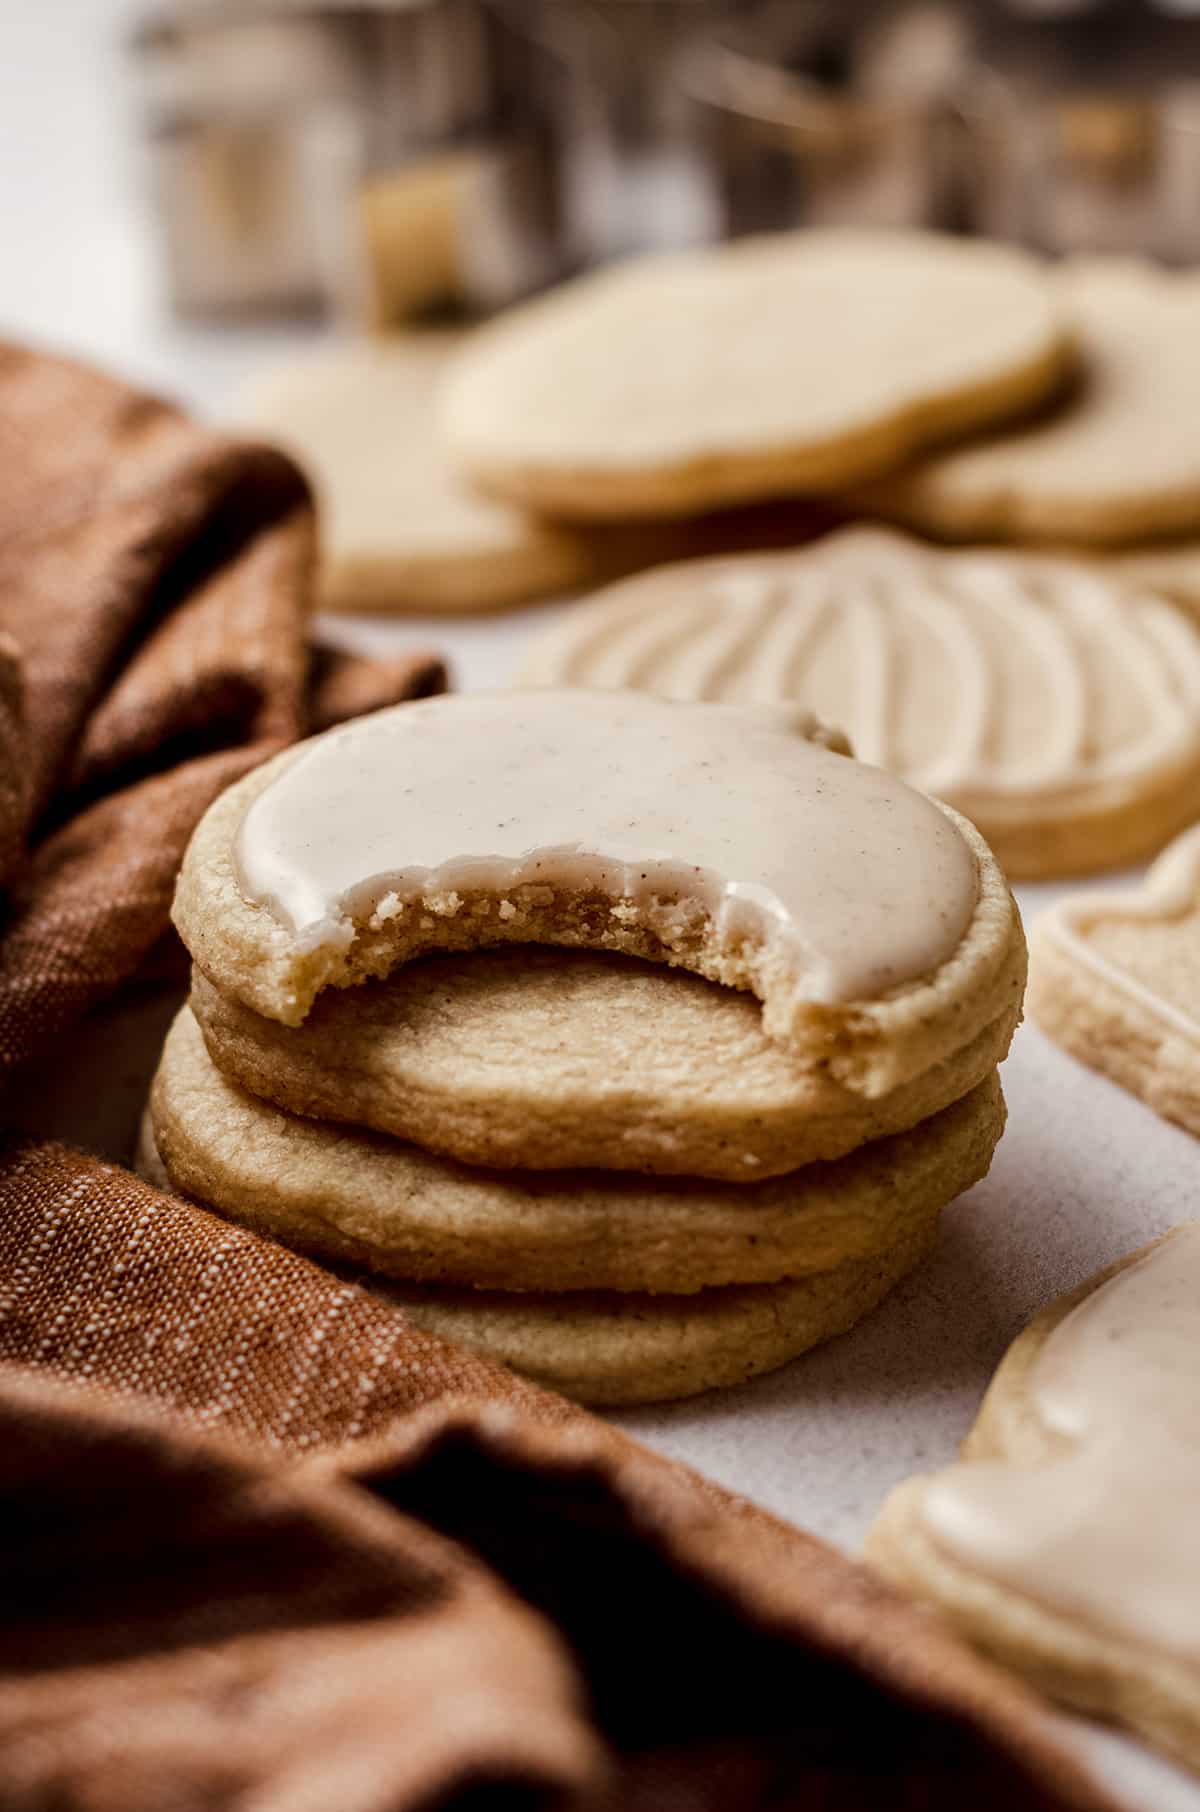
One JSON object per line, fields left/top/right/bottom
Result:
{"left": 5, "top": 9, "right": 1200, "bottom": 1808}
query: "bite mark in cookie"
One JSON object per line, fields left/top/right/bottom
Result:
{"left": 174, "top": 691, "right": 1021, "bottom": 1099}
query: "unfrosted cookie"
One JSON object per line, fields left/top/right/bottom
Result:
{"left": 868, "top": 1226, "right": 1200, "bottom": 1772}
{"left": 241, "top": 334, "right": 598, "bottom": 615}
{"left": 148, "top": 1006, "right": 1004, "bottom": 1296}
{"left": 441, "top": 230, "right": 1069, "bottom": 519}
{"left": 241, "top": 334, "right": 846, "bottom": 614}
{"left": 172, "top": 690, "right": 1025, "bottom": 1100}
{"left": 860, "top": 261, "right": 1200, "bottom": 546}
{"left": 518, "top": 526, "right": 1200, "bottom": 878}
{"left": 190, "top": 947, "right": 1018, "bottom": 1180}
{"left": 1029, "top": 825, "right": 1200, "bottom": 1136}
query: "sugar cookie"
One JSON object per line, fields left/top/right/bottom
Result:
{"left": 241, "top": 334, "right": 598, "bottom": 615}
{"left": 1029, "top": 824, "right": 1200, "bottom": 1136}
{"left": 172, "top": 691, "right": 1024, "bottom": 1100}
{"left": 441, "top": 230, "right": 1069, "bottom": 519}
{"left": 860, "top": 261, "right": 1200, "bottom": 546}
{"left": 869, "top": 1227, "right": 1200, "bottom": 1772}
{"left": 142, "top": 1090, "right": 943, "bottom": 1406}
{"left": 242, "top": 335, "right": 848, "bottom": 617}
{"left": 189, "top": 947, "right": 1017, "bottom": 1180}
{"left": 518, "top": 527, "right": 1200, "bottom": 878}
{"left": 150, "top": 1007, "right": 1004, "bottom": 1296}
{"left": 1101, "top": 542, "right": 1200, "bottom": 614}
{"left": 141, "top": 1009, "right": 992, "bottom": 1403}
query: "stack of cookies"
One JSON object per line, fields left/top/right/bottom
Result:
{"left": 145, "top": 690, "right": 1026, "bottom": 1406}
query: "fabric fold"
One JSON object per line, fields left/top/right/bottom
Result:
{"left": 0, "top": 1369, "right": 605, "bottom": 1812}
{"left": 0, "top": 341, "right": 441, "bottom": 1081}
{"left": 0, "top": 631, "right": 26, "bottom": 892}
{"left": 0, "top": 1137, "right": 1119, "bottom": 1812}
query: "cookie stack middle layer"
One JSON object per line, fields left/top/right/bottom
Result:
{"left": 150, "top": 691, "right": 1026, "bottom": 1405}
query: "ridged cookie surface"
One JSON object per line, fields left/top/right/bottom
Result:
{"left": 519, "top": 527, "right": 1200, "bottom": 878}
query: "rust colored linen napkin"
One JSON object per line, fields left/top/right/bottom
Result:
{"left": 0, "top": 343, "right": 1116, "bottom": 1812}
{"left": 0, "top": 1142, "right": 1120, "bottom": 1812}
{"left": 0, "top": 341, "right": 443, "bottom": 1076}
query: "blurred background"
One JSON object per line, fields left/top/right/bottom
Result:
{"left": 12, "top": 0, "right": 1200, "bottom": 414}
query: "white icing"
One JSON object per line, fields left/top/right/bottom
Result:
{"left": 922, "top": 1226, "right": 1200, "bottom": 1663}
{"left": 234, "top": 689, "right": 979, "bottom": 1007}
{"left": 519, "top": 532, "right": 1200, "bottom": 820}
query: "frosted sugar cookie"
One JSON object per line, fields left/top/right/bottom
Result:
{"left": 869, "top": 1227, "right": 1200, "bottom": 1772}
{"left": 241, "top": 334, "right": 597, "bottom": 614}
{"left": 190, "top": 946, "right": 1018, "bottom": 1180}
{"left": 1102, "top": 541, "right": 1200, "bottom": 614}
{"left": 172, "top": 691, "right": 1024, "bottom": 1098}
{"left": 860, "top": 261, "right": 1200, "bottom": 546}
{"left": 1029, "top": 825, "right": 1200, "bottom": 1135}
{"left": 148, "top": 1007, "right": 1003, "bottom": 1296}
{"left": 518, "top": 527, "right": 1200, "bottom": 878}
{"left": 441, "top": 230, "right": 1069, "bottom": 519}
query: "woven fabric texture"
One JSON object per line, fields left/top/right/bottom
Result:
{"left": 0, "top": 342, "right": 1116, "bottom": 1812}
{"left": 0, "top": 341, "right": 442, "bottom": 1081}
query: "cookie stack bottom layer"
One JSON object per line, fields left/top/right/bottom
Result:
{"left": 144, "top": 1000, "right": 1006, "bottom": 1406}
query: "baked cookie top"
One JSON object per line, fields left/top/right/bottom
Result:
{"left": 172, "top": 690, "right": 1022, "bottom": 1097}
{"left": 440, "top": 230, "right": 1069, "bottom": 518}
{"left": 1027, "top": 823, "right": 1200, "bottom": 1138}
{"left": 518, "top": 527, "right": 1200, "bottom": 878}
{"left": 241, "top": 334, "right": 597, "bottom": 614}
{"left": 860, "top": 261, "right": 1200, "bottom": 546}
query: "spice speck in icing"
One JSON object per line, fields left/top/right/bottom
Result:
{"left": 234, "top": 690, "right": 979, "bottom": 1005}
{"left": 922, "top": 1225, "right": 1200, "bottom": 1661}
